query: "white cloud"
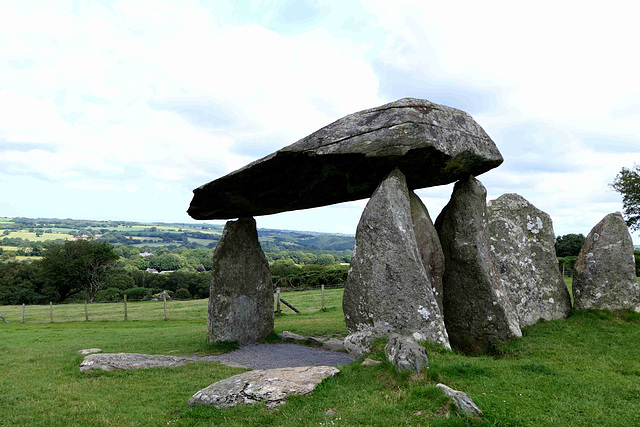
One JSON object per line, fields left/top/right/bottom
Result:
{"left": 1, "top": 0, "right": 638, "bottom": 244}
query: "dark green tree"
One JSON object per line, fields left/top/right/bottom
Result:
{"left": 611, "top": 164, "right": 640, "bottom": 231}
{"left": 555, "top": 234, "right": 586, "bottom": 258}
{"left": 40, "top": 240, "right": 119, "bottom": 302}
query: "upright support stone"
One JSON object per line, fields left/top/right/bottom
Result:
{"left": 410, "top": 192, "right": 445, "bottom": 313}
{"left": 208, "top": 217, "right": 274, "bottom": 345}
{"left": 573, "top": 212, "right": 640, "bottom": 312}
{"left": 343, "top": 169, "right": 449, "bottom": 355}
{"left": 435, "top": 176, "right": 521, "bottom": 354}
{"left": 487, "top": 193, "right": 571, "bottom": 327}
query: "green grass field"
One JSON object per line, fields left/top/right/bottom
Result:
{"left": 2, "top": 230, "right": 74, "bottom": 241}
{"left": 2, "top": 288, "right": 640, "bottom": 426}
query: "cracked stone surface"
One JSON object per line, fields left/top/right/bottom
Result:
{"left": 343, "top": 169, "right": 449, "bottom": 355}
{"left": 435, "top": 176, "right": 521, "bottom": 354}
{"left": 187, "top": 366, "right": 340, "bottom": 408}
{"left": 573, "top": 212, "right": 640, "bottom": 312}
{"left": 487, "top": 193, "right": 571, "bottom": 327}
{"left": 188, "top": 98, "right": 502, "bottom": 220}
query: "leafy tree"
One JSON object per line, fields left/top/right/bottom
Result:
{"left": 94, "top": 287, "right": 123, "bottom": 302}
{"left": 611, "top": 164, "right": 640, "bottom": 231}
{"left": 270, "top": 259, "right": 303, "bottom": 276}
{"left": 555, "top": 234, "right": 586, "bottom": 258}
{"left": 40, "top": 240, "right": 119, "bottom": 302}
{"left": 317, "top": 254, "right": 336, "bottom": 266}
{"left": 174, "top": 287, "right": 192, "bottom": 300}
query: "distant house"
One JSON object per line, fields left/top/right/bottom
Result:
{"left": 71, "top": 234, "right": 91, "bottom": 241}
{"left": 140, "top": 252, "right": 153, "bottom": 257}
{"left": 145, "top": 268, "right": 159, "bottom": 274}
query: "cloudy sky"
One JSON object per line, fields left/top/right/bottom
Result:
{"left": 1, "top": 0, "right": 639, "bottom": 244}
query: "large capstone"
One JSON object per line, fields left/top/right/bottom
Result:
{"left": 188, "top": 98, "right": 503, "bottom": 220}
{"left": 435, "top": 176, "right": 521, "bottom": 354}
{"left": 208, "top": 217, "right": 274, "bottom": 345}
{"left": 342, "top": 169, "right": 449, "bottom": 353}
{"left": 573, "top": 212, "right": 640, "bottom": 312}
{"left": 487, "top": 194, "right": 571, "bottom": 327}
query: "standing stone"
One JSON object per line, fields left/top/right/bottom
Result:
{"left": 342, "top": 169, "right": 449, "bottom": 355}
{"left": 487, "top": 194, "right": 571, "bottom": 327}
{"left": 208, "top": 217, "right": 274, "bottom": 345}
{"left": 410, "top": 192, "right": 445, "bottom": 313}
{"left": 573, "top": 212, "right": 640, "bottom": 312}
{"left": 435, "top": 176, "right": 521, "bottom": 354}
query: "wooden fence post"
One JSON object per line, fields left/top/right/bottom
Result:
{"left": 0, "top": 313, "right": 7, "bottom": 324}
{"left": 321, "top": 284, "right": 325, "bottom": 310}
{"left": 21, "top": 303, "right": 25, "bottom": 324}
{"left": 276, "top": 287, "right": 281, "bottom": 314}
{"left": 163, "top": 293, "right": 168, "bottom": 320}
{"left": 124, "top": 295, "right": 128, "bottom": 321}
{"left": 50, "top": 302, "right": 53, "bottom": 323}
{"left": 84, "top": 301, "right": 89, "bottom": 321}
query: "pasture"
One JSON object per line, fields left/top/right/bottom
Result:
{"left": 1, "top": 288, "right": 640, "bottom": 426}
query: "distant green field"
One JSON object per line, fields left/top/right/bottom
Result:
{"left": 128, "top": 236, "right": 162, "bottom": 242}
{"left": 3, "top": 231, "right": 73, "bottom": 242}
{"left": 187, "top": 237, "right": 216, "bottom": 245}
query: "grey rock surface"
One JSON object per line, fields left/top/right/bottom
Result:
{"left": 343, "top": 169, "right": 449, "bottom": 352}
{"left": 487, "top": 193, "right": 571, "bottom": 327}
{"left": 436, "top": 383, "right": 483, "bottom": 418}
{"left": 322, "top": 338, "right": 346, "bottom": 352}
{"left": 188, "top": 98, "right": 503, "bottom": 220}
{"left": 79, "top": 344, "right": 353, "bottom": 372}
{"left": 435, "top": 176, "right": 521, "bottom": 354}
{"left": 573, "top": 212, "right": 640, "bottom": 311}
{"left": 208, "top": 217, "right": 274, "bottom": 345}
{"left": 78, "top": 348, "right": 101, "bottom": 355}
{"left": 79, "top": 353, "right": 189, "bottom": 372}
{"left": 342, "top": 330, "right": 381, "bottom": 359}
{"left": 361, "top": 358, "right": 382, "bottom": 366}
{"left": 187, "top": 366, "right": 339, "bottom": 409}
{"left": 384, "top": 334, "right": 429, "bottom": 373}
{"left": 410, "top": 191, "right": 446, "bottom": 313}
{"left": 281, "top": 331, "right": 306, "bottom": 342}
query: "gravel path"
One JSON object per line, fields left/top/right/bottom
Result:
{"left": 190, "top": 343, "right": 354, "bottom": 370}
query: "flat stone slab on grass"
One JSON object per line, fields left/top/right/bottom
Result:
{"left": 79, "top": 344, "right": 354, "bottom": 372}
{"left": 188, "top": 98, "right": 503, "bottom": 220}
{"left": 78, "top": 348, "right": 102, "bottom": 355}
{"left": 79, "top": 353, "right": 190, "bottom": 372}
{"left": 187, "top": 366, "right": 340, "bottom": 409}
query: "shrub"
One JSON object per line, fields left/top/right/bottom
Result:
{"left": 124, "top": 287, "right": 152, "bottom": 301}
{"left": 174, "top": 288, "right": 192, "bottom": 300}
{"left": 94, "top": 287, "right": 123, "bottom": 302}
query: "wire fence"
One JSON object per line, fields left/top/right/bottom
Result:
{"left": 0, "top": 286, "right": 344, "bottom": 324}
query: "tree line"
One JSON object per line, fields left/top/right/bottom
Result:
{"left": 0, "top": 239, "right": 352, "bottom": 305}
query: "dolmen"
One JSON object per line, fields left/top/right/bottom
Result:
{"left": 188, "top": 97, "right": 570, "bottom": 354}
